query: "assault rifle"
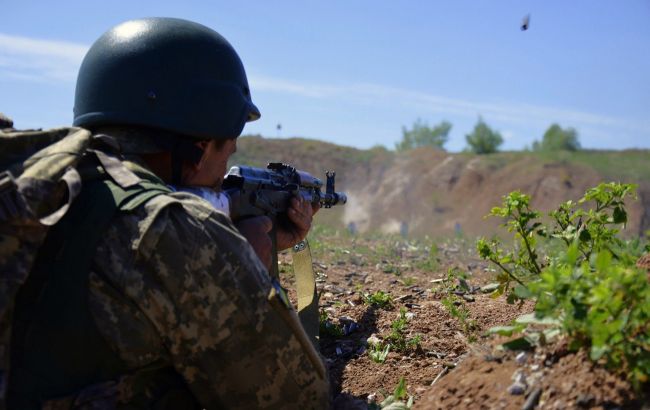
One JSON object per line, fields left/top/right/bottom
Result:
{"left": 222, "top": 162, "right": 347, "bottom": 222}
{"left": 222, "top": 162, "right": 345, "bottom": 347}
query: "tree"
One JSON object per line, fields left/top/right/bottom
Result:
{"left": 395, "top": 119, "right": 452, "bottom": 152}
{"left": 465, "top": 117, "right": 503, "bottom": 154}
{"left": 533, "top": 124, "right": 580, "bottom": 151}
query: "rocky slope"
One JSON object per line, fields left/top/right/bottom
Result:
{"left": 232, "top": 136, "right": 650, "bottom": 238}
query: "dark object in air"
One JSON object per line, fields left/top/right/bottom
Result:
{"left": 521, "top": 14, "right": 530, "bottom": 31}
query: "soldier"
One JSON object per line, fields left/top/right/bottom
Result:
{"left": 7, "top": 18, "right": 330, "bottom": 409}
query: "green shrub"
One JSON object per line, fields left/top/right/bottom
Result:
{"left": 478, "top": 182, "right": 650, "bottom": 389}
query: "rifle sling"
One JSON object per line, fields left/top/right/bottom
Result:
{"left": 292, "top": 240, "right": 320, "bottom": 349}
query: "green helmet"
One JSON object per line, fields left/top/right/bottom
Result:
{"left": 73, "top": 17, "right": 260, "bottom": 140}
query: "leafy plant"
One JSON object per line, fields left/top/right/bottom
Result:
{"left": 368, "top": 342, "right": 391, "bottom": 364}
{"left": 319, "top": 310, "right": 344, "bottom": 338}
{"left": 441, "top": 295, "right": 478, "bottom": 341}
{"left": 532, "top": 247, "right": 650, "bottom": 387}
{"left": 441, "top": 266, "right": 471, "bottom": 293}
{"left": 370, "top": 377, "right": 414, "bottom": 410}
{"left": 386, "top": 308, "right": 422, "bottom": 352}
{"left": 363, "top": 290, "right": 394, "bottom": 309}
{"left": 479, "top": 182, "right": 650, "bottom": 389}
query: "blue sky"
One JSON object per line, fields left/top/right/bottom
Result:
{"left": 1, "top": 1, "right": 649, "bottom": 151}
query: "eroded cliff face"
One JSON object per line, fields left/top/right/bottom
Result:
{"left": 233, "top": 137, "right": 650, "bottom": 238}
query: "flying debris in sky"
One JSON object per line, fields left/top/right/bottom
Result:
{"left": 521, "top": 14, "right": 530, "bottom": 31}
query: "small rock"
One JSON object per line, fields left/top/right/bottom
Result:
{"left": 507, "top": 382, "right": 526, "bottom": 395}
{"left": 515, "top": 352, "right": 528, "bottom": 365}
{"left": 426, "top": 351, "right": 447, "bottom": 359}
{"left": 405, "top": 312, "right": 415, "bottom": 321}
{"left": 324, "top": 284, "right": 346, "bottom": 294}
{"left": 512, "top": 370, "right": 527, "bottom": 386}
{"left": 576, "top": 393, "right": 595, "bottom": 407}
{"left": 522, "top": 387, "right": 542, "bottom": 410}
{"left": 480, "top": 283, "right": 500, "bottom": 293}
{"left": 462, "top": 294, "right": 475, "bottom": 302}
{"left": 530, "top": 364, "right": 540, "bottom": 372}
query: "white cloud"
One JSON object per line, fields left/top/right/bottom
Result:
{"left": 249, "top": 74, "right": 650, "bottom": 139}
{"left": 2, "top": 33, "right": 647, "bottom": 146}
{"left": 0, "top": 33, "right": 88, "bottom": 83}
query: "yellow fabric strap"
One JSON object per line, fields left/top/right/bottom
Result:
{"left": 292, "top": 240, "right": 319, "bottom": 348}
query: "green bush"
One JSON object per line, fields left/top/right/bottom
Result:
{"left": 478, "top": 182, "right": 650, "bottom": 389}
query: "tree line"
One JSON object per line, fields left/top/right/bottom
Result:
{"left": 395, "top": 118, "right": 581, "bottom": 154}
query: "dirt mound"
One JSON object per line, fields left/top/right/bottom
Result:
{"left": 279, "top": 230, "right": 649, "bottom": 409}
{"left": 415, "top": 340, "right": 645, "bottom": 409}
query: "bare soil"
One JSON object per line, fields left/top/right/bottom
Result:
{"left": 280, "top": 234, "right": 649, "bottom": 409}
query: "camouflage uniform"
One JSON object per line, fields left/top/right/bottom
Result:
{"left": 46, "top": 153, "right": 330, "bottom": 409}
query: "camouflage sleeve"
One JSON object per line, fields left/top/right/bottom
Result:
{"left": 124, "top": 194, "right": 330, "bottom": 409}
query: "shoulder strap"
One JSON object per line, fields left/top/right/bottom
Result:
{"left": 8, "top": 175, "right": 170, "bottom": 408}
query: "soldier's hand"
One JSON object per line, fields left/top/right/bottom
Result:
{"left": 235, "top": 216, "right": 273, "bottom": 269}
{"left": 276, "top": 196, "right": 319, "bottom": 250}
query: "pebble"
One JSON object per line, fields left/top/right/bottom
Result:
{"left": 515, "top": 352, "right": 528, "bottom": 365}
{"left": 324, "top": 284, "right": 346, "bottom": 294}
{"left": 576, "top": 393, "right": 595, "bottom": 407}
{"left": 405, "top": 312, "right": 415, "bottom": 321}
{"left": 480, "top": 283, "right": 500, "bottom": 293}
{"left": 507, "top": 382, "right": 526, "bottom": 395}
{"left": 426, "top": 351, "right": 447, "bottom": 359}
{"left": 522, "top": 387, "right": 543, "bottom": 410}
{"left": 512, "top": 370, "right": 527, "bottom": 386}
{"left": 462, "top": 294, "right": 475, "bottom": 302}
